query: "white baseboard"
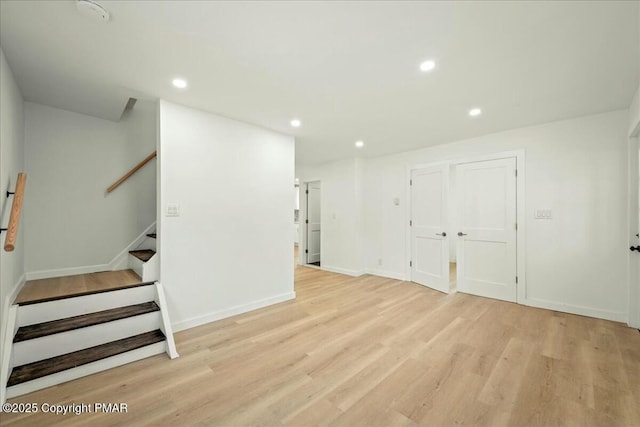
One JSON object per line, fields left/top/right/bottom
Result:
{"left": 172, "top": 291, "right": 296, "bottom": 332}
{"left": 1, "top": 274, "right": 25, "bottom": 374}
{"left": 24, "top": 223, "right": 157, "bottom": 281}
{"left": 365, "top": 268, "right": 406, "bottom": 281}
{"left": 523, "top": 297, "right": 627, "bottom": 323}
{"left": 26, "top": 264, "right": 110, "bottom": 281}
{"left": 321, "top": 265, "right": 365, "bottom": 277}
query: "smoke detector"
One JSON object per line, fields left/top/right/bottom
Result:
{"left": 76, "top": 0, "right": 110, "bottom": 22}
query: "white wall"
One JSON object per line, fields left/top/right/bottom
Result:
{"left": 627, "top": 3, "right": 640, "bottom": 327}
{"left": 631, "top": 86, "right": 640, "bottom": 136}
{"left": 23, "top": 100, "right": 157, "bottom": 277}
{"left": 0, "top": 48, "right": 25, "bottom": 358}
{"left": 158, "top": 100, "right": 295, "bottom": 331}
{"left": 363, "top": 110, "right": 629, "bottom": 322}
{"left": 296, "top": 158, "right": 364, "bottom": 276}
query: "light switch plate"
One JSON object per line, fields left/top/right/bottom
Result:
{"left": 534, "top": 209, "right": 552, "bottom": 219}
{"left": 166, "top": 203, "right": 180, "bottom": 217}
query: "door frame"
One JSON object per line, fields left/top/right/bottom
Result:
{"left": 629, "top": 119, "right": 640, "bottom": 328}
{"left": 405, "top": 150, "right": 526, "bottom": 303}
{"left": 299, "top": 179, "right": 322, "bottom": 267}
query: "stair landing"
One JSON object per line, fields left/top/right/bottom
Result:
{"left": 15, "top": 270, "right": 143, "bottom": 305}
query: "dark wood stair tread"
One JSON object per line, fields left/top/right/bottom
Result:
{"left": 17, "top": 281, "right": 156, "bottom": 306}
{"left": 8, "top": 330, "right": 165, "bottom": 387}
{"left": 129, "top": 250, "right": 156, "bottom": 262}
{"left": 146, "top": 233, "right": 156, "bottom": 238}
{"left": 14, "top": 302, "right": 160, "bottom": 343}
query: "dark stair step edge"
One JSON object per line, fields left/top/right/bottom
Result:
{"left": 129, "top": 250, "right": 156, "bottom": 262}
{"left": 17, "top": 281, "right": 157, "bottom": 306}
{"left": 8, "top": 330, "right": 166, "bottom": 387}
{"left": 146, "top": 233, "right": 156, "bottom": 238}
{"left": 14, "top": 302, "right": 160, "bottom": 343}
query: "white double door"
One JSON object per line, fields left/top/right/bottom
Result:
{"left": 410, "top": 158, "right": 517, "bottom": 302}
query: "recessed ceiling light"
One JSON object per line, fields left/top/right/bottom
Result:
{"left": 468, "top": 108, "right": 482, "bottom": 117}
{"left": 419, "top": 60, "right": 436, "bottom": 72}
{"left": 172, "top": 78, "right": 188, "bottom": 89}
{"left": 355, "top": 140, "right": 364, "bottom": 148}
{"left": 290, "top": 119, "right": 301, "bottom": 128}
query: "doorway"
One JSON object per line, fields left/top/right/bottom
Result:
{"left": 305, "top": 181, "right": 321, "bottom": 267}
{"left": 408, "top": 154, "right": 521, "bottom": 303}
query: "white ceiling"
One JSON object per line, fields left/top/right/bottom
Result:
{"left": 1, "top": 1, "right": 638, "bottom": 165}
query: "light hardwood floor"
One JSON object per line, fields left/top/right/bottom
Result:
{"left": 2, "top": 262, "right": 639, "bottom": 426}
{"left": 15, "top": 270, "right": 142, "bottom": 304}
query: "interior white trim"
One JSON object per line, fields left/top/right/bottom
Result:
{"left": 25, "top": 264, "right": 111, "bottom": 281}
{"left": 629, "top": 133, "right": 640, "bottom": 328}
{"left": 1, "top": 274, "right": 25, "bottom": 403}
{"left": 365, "top": 268, "right": 406, "bottom": 281}
{"left": 7, "top": 273, "right": 25, "bottom": 307}
{"left": 171, "top": 291, "right": 296, "bottom": 332}
{"left": 155, "top": 282, "right": 179, "bottom": 359}
{"left": 25, "top": 222, "right": 156, "bottom": 280}
{"left": 321, "top": 265, "right": 365, "bottom": 277}
{"left": 0, "top": 305, "right": 18, "bottom": 404}
{"left": 524, "top": 296, "right": 627, "bottom": 323}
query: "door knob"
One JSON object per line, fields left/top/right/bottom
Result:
{"left": 458, "top": 232, "right": 468, "bottom": 236}
{"left": 436, "top": 232, "right": 447, "bottom": 237}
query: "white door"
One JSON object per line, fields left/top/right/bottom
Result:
{"left": 410, "top": 165, "right": 450, "bottom": 293}
{"left": 306, "top": 181, "right": 321, "bottom": 264}
{"left": 456, "top": 158, "right": 517, "bottom": 302}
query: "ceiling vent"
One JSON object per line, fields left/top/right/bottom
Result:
{"left": 76, "top": 0, "right": 110, "bottom": 22}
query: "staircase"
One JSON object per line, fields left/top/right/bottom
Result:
{"left": 1, "top": 280, "right": 178, "bottom": 401}
{"left": 128, "top": 232, "right": 158, "bottom": 282}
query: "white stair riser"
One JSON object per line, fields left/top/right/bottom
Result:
{"left": 128, "top": 255, "right": 144, "bottom": 278}
{"left": 142, "top": 254, "right": 160, "bottom": 282}
{"left": 135, "top": 237, "right": 156, "bottom": 252}
{"left": 17, "top": 285, "right": 156, "bottom": 327}
{"left": 13, "top": 311, "right": 162, "bottom": 366}
{"left": 1, "top": 306, "right": 18, "bottom": 404}
{"left": 6, "top": 342, "right": 167, "bottom": 399}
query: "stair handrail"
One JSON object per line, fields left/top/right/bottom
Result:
{"left": 106, "top": 151, "right": 157, "bottom": 193}
{"left": 3, "top": 172, "right": 27, "bottom": 252}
